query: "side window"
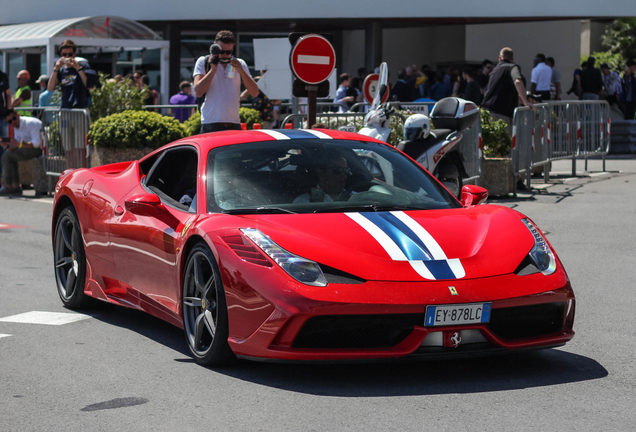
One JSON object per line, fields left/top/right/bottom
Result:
{"left": 145, "top": 147, "right": 198, "bottom": 211}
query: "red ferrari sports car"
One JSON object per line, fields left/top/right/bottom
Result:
{"left": 52, "top": 128, "right": 575, "bottom": 366}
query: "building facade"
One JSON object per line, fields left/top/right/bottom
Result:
{"left": 1, "top": 1, "right": 634, "bottom": 102}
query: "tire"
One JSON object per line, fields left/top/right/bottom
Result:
{"left": 53, "top": 207, "right": 96, "bottom": 309}
{"left": 182, "top": 243, "right": 235, "bottom": 367}
{"left": 435, "top": 159, "right": 463, "bottom": 199}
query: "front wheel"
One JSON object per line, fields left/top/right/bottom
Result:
{"left": 435, "top": 160, "right": 463, "bottom": 199}
{"left": 53, "top": 207, "right": 96, "bottom": 309}
{"left": 182, "top": 243, "right": 235, "bottom": 367}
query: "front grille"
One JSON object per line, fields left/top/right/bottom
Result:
{"left": 487, "top": 302, "right": 566, "bottom": 340}
{"left": 292, "top": 314, "right": 425, "bottom": 349}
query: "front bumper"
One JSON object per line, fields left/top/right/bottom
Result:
{"left": 224, "top": 267, "right": 575, "bottom": 361}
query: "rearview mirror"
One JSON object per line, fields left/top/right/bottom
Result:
{"left": 460, "top": 185, "right": 488, "bottom": 207}
{"left": 124, "top": 193, "right": 166, "bottom": 216}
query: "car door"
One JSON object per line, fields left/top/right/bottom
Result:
{"left": 108, "top": 145, "right": 199, "bottom": 320}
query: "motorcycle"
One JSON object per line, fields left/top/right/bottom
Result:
{"left": 358, "top": 62, "right": 480, "bottom": 197}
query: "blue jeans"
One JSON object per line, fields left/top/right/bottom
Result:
{"left": 0, "top": 120, "right": 8, "bottom": 183}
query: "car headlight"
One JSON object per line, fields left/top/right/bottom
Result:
{"left": 521, "top": 218, "right": 557, "bottom": 275}
{"left": 241, "top": 228, "right": 328, "bottom": 287}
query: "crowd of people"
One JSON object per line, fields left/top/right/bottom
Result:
{"left": 333, "top": 51, "right": 636, "bottom": 125}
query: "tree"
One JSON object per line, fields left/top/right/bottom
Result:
{"left": 89, "top": 73, "right": 149, "bottom": 121}
{"left": 602, "top": 18, "right": 636, "bottom": 61}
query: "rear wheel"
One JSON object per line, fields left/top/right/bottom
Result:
{"left": 435, "top": 159, "right": 463, "bottom": 199}
{"left": 53, "top": 207, "right": 96, "bottom": 309}
{"left": 182, "top": 243, "right": 235, "bottom": 367}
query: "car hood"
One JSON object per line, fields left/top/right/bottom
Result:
{"left": 229, "top": 205, "right": 535, "bottom": 282}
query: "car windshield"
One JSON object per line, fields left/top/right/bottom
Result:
{"left": 206, "top": 139, "right": 461, "bottom": 214}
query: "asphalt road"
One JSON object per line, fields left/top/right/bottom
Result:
{"left": 1, "top": 157, "right": 634, "bottom": 432}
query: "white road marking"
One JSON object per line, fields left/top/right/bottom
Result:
{"left": 297, "top": 55, "right": 330, "bottom": 65}
{"left": 0, "top": 334, "right": 11, "bottom": 339}
{"left": 0, "top": 311, "right": 91, "bottom": 326}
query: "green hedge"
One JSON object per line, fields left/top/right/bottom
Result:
{"left": 88, "top": 110, "right": 186, "bottom": 149}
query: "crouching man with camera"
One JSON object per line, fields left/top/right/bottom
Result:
{"left": 193, "top": 30, "right": 259, "bottom": 133}
{"left": 0, "top": 109, "right": 42, "bottom": 196}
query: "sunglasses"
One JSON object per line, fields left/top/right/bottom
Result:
{"left": 6, "top": 115, "right": 17, "bottom": 123}
{"left": 60, "top": 52, "right": 74, "bottom": 57}
{"left": 218, "top": 50, "right": 233, "bottom": 55}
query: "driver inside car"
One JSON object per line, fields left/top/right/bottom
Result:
{"left": 294, "top": 151, "right": 352, "bottom": 203}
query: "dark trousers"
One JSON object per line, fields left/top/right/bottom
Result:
{"left": 623, "top": 102, "right": 636, "bottom": 120}
{"left": 1, "top": 147, "right": 42, "bottom": 185}
{"left": 0, "top": 120, "right": 8, "bottom": 182}
{"left": 200, "top": 122, "right": 241, "bottom": 133}
{"left": 537, "top": 91, "right": 551, "bottom": 101}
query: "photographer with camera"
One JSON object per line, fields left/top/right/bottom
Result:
{"left": 48, "top": 39, "right": 96, "bottom": 109}
{"left": 193, "top": 30, "right": 259, "bottom": 133}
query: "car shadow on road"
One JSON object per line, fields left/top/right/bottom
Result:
{"left": 215, "top": 349, "right": 607, "bottom": 397}
{"left": 84, "top": 304, "right": 608, "bottom": 397}
{"left": 84, "top": 304, "right": 191, "bottom": 357}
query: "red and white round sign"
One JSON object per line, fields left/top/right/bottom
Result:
{"left": 363, "top": 73, "right": 389, "bottom": 104}
{"left": 290, "top": 34, "right": 336, "bottom": 85}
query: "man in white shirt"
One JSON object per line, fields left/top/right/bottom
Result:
{"left": 530, "top": 53, "right": 553, "bottom": 101}
{"left": 0, "top": 109, "right": 43, "bottom": 196}
{"left": 193, "top": 30, "right": 259, "bottom": 133}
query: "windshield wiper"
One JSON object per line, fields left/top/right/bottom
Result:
{"left": 223, "top": 207, "right": 298, "bottom": 215}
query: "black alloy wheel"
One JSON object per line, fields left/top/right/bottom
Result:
{"left": 53, "top": 207, "right": 96, "bottom": 309}
{"left": 182, "top": 243, "right": 234, "bottom": 366}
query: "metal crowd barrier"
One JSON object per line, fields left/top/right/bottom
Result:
{"left": 349, "top": 101, "right": 437, "bottom": 115}
{"left": 460, "top": 120, "right": 482, "bottom": 182}
{"left": 41, "top": 109, "right": 91, "bottom": 176}
{"left": 142, "top": 104, "right": 197, "bottom": 119}
{"left": 512, "top": 100, "right": 611, "bottom": 191}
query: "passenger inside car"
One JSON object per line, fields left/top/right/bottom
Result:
{"left": 294, "top": 150, "right": 352, "bottom": 203}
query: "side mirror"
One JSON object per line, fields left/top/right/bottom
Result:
{"left": 460, "top": 185, "right": 488, "bottom": 207}
{"left": 124, "top": 193, "right": 166, "bottom": 217}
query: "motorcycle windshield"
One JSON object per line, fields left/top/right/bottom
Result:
{"left": 206, "top": 138, "right": 461, "bottom": 214}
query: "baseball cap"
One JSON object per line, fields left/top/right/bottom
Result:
{"left": 35, "top": 74, "right": 49, "bottom": 83}
{"left": 600, "top": 63, "right": 610, "bottom": 69}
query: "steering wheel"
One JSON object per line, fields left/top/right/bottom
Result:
{"left": 337, "top": 181, "right": 376, "bottom": 201}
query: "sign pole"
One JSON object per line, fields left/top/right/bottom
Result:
{"left": 307, "top": 85, "right": 317, "bottom": 128}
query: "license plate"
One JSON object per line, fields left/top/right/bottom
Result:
{"left": 425, "top": 303, "right": 491, "bottom": 327}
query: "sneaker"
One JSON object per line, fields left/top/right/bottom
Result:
{"left": 0, "top": 186, "right": 22, "bottom": 196}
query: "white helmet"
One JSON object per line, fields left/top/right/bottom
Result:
{"left": 403, "top": 114, "right": 431, "bottom": 141}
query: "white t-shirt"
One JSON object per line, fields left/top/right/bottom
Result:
{"left": 531, "top": 62, "right": 552, "bottom": 91}
{"left": 15, "top": 116, "right": 43, "bottom": 148}
{"left": 193, "top": 56, "right": 250, "bottom": 124}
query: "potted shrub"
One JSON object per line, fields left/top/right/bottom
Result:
{"left": 88, "top": 110, "right": 186, "bottom": 166}
{"left": 479, "top": 109, "right": 514, "bottom": 196}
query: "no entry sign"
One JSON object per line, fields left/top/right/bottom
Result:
{"left": 363, "top": 73, "right": 389, "bottom": 104}
{"left": 290, "top": 34, "right": 335, "bottom": 85}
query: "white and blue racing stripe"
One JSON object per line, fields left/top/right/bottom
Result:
{"left": 255, "top": 129, "right": 332, "bottom": 140}
{"left": 346, "top": 211, "right": 465, "bottom": 280}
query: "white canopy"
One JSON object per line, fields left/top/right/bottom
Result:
{"left": 0, "top": 16, "right": 170, "bottom": 102}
